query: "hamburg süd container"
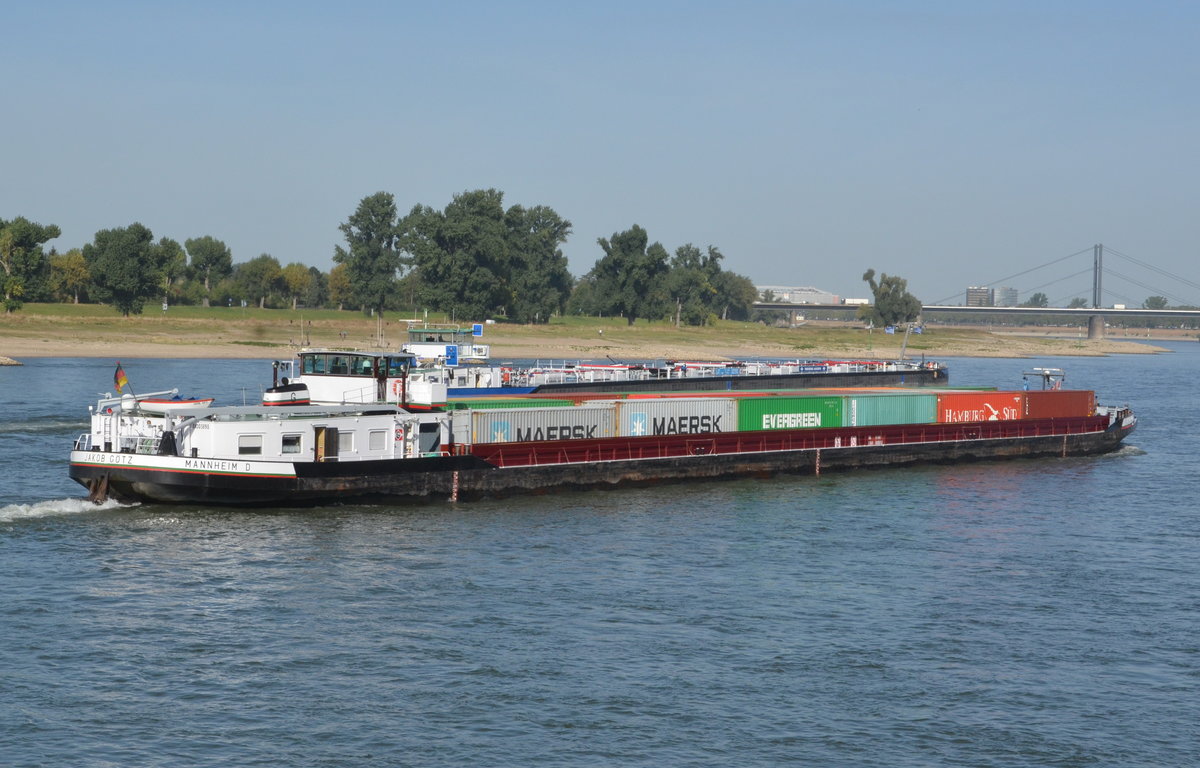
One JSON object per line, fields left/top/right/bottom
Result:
{"left": 936, "top": 392, "right": 1026, "bottom": 423}
{"left": 615, "top": 398, "right": 737, "bottom": 437}
{"left": 738, "top": 396, "right": 843, "bottom": 431}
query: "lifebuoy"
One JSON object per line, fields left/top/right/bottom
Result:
{"left": 501, "top": 368, "right": 512, "bottom": 385}
{"left": 392, "top": 380, "right": 403, "bottom": 396}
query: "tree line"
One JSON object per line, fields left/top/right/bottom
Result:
{"left": 2, "top": 189, "right": 761, "bottom": 325}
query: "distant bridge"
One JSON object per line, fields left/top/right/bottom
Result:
{"left": 753, "top": 303, "right": 1200, "bottom": 320}
{"left": 752, "top": 303, "right": 1200, "bottom": 338}
{"left": 756, "top": 244, "right": 1200, "bottom": 337}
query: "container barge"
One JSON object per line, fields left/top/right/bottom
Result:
{"left": 398, "top": 322, "right": 949, "bottom": 393}
{"left": 69, "top": 364, "right": 1135, "bottom": 506}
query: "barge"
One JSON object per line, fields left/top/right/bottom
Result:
{"left": 397, "top": 322, "right": 948, "bottom": 393}
{"left": 69, "top": 367, "right": 1135, "bottom": 506}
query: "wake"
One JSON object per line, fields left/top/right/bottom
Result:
{"left": 0, "top": 497, "right": 132, "bottom": 522}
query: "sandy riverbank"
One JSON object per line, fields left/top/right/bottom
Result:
{"left": 0, "top": 326, "right": 1176, "bottom": 363}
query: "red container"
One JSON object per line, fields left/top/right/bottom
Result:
{"left": 1024, "top": 389, "right": 1094, "bottom": 419}
{"left": 936, "top": 391, "right": 1026, "bottom": 423}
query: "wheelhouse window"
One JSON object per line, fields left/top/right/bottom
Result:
{"left": 238, "top": 434, "right": 263, "bottom": 455}
{"left": 352, "top": 355, "right": 374, "bottom": 376}
{"left": 302, "top": 354, "right": 327, "bottom": 374}
{"left": 387, "top": 356, "right": 412, "bottom": 377}
{"left": 282, "top": 434, "right": 302, "bottom": 454}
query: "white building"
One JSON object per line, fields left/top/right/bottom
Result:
{"left": 757, "top": 285, "right": 841, "bottom": 304}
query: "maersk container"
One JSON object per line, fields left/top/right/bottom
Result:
{"left": 738, "top": 396, "right": 843, "bottom": 432}
{"left": 471, "top": 404, "right": 616, "bottom": 444}
{"left": 842, "top": 392, "right": 937, "bottom": 427}
{"left": 1024, "top": 389, "right": 1094, "bottom": 419}
{"left": 615, "top": 398, "right": 737, "bottom": 437}
{"left": 936, "top": 392, "right": 1026, "bottom": 423}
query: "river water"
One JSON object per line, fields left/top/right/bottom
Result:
{"left": 1, "top": 347, "right": 1197, "bottom": 767}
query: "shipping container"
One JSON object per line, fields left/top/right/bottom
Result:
{"left": 615, "top": 398, "right": 737, "bottom": 437}
{"left": 470, "top": 404, "right": 616, "bottom": 444}
{"left": 1024, "top": 389, "right": 1094, "bottom": 419}
{"left": 843, "top": 392, "right": 937, "bottom": 427}
{"left": 935, "top": 392, "right": 1026, "bottom": 423}
{"left": 738, "top": 396, "right": 843, "bottom": 432}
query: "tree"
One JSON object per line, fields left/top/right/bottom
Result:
{"left": 281, "top": 262, "right": 315, "bottom": 310}
{"left": 712, "top": 270, "right": 759, "bottom": 321}
{"left": 859, "top": 269, "right": 922, "bottom": 327}
{"left": 328, "top": 263, "right": 352, "bottom": 310}
{"left": 1143, "top": 296, "right": 1169, "bottom": 310}
{"left": 591, "top": 225, "right": 669, "bottom": 325}
{"left": 399, "top": 189, "right": 576, "bottom": 322}
{"left": 1021, "top": 292, "right": 1049, "bottom": 308}
{"left": 49, "top": 248, "right": 90, "bottom": 304}
{"left": 665, "top": 244, "right": 718, "bottom": 326}
{"left": 156, "top": 237, "right": 188, "bottom": 304}
{"left": 1067, "top": 297, "right": 1089, "bottom": 309}
{"left": 334, "top": 192, "right": 404, "bottom": 316}
{"left": 185, "top": 236, "right": 233, "bottom": 307}
{"left": 303, "top": 266, "right": 328, "bottom": 309}
{"left": 83, "top": 223, "right": 160, "bottom": 316}
{"left": 504, "top": 204, "right": 573, "bottom": 323}
{"left": 234, "top": 254, "right": 283, "bottom": 308}
{"left": 401, "top": 189, "right": 512, "bottom": 321}
{"left": 0, "top": 216, "right": 61, "bottom": 312}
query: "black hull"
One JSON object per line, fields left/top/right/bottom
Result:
{"left": 531, "top": 366, "right": 947, "bottom": 393}
{"left": 69, "top": 416, "right": 1132, "bottom": 507}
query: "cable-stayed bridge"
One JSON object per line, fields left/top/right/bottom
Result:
{"left": 754, "top": 244, "right": 1200, "bottom": 337}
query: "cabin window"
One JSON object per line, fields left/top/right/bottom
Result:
{"left": 368, "top": 430, "right": 386, "bottom": 452}
{"left": 329, "top": 355, "right": 349, "bottom": 375}
{"left": 238, "top": 434, "right": 263, "bottom": 455}
{"left": 338, "top": 431, "right": 354, "bottom": 453}
{"left": 282, "top": 434, "right": 302, "bottom": 454}
{"left": 303, "top": 354, "right": 327, "bottom": 375}
{"left": 387, "top": 357, "right": 411, "bottom": 377}
{"left": 351, "top": 355, "right": 373, "bottom": 376}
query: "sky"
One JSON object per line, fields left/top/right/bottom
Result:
{"left": 5, "top": 0, "right": 1199, "bottom": 307}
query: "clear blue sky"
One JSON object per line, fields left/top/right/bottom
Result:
{"left": 6, "top": 0, "right": 1199, "bottom": 306}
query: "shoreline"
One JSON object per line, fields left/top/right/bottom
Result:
{"left": 0, "top": 332, "right": 1176, "bottom": 363}
{"left": 3, "top": 306, "right": 1189, "bottom": 363}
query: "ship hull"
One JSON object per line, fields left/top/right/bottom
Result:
{"left": 69, "top": 415, "right": 1132, "bottom": 507}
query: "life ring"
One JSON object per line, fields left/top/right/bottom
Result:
{"left": 501, "top": 368, "right": 512, "bottom": 385}
{"left": 392, "top": 380, "right": 404, "bottom": 396}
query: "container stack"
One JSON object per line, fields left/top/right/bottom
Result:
{"left": 451, "top": 386, "right": 1098, "bottom": 445}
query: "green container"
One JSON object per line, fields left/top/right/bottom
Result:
{"left": 738, "top": 396, "right": 843, "bottom": 431}
{"left": 449, "top": 398, "right": 574, "bottom": 410}
{"left": 842, "top": 392, "right": 937, "bottom": 427}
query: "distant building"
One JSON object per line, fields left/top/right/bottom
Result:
{"left": 757, "top": 285, "right": 840, "bottom": 304}
{"left": 965, "top": 286, "right": 994, "bottom": 307}
{"left": 996, "top": 286, "right": 1018, "bottom": 307}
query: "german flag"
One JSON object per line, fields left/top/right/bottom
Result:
{"left": 114, "top": 362, "right": 128, "bottom": 393}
